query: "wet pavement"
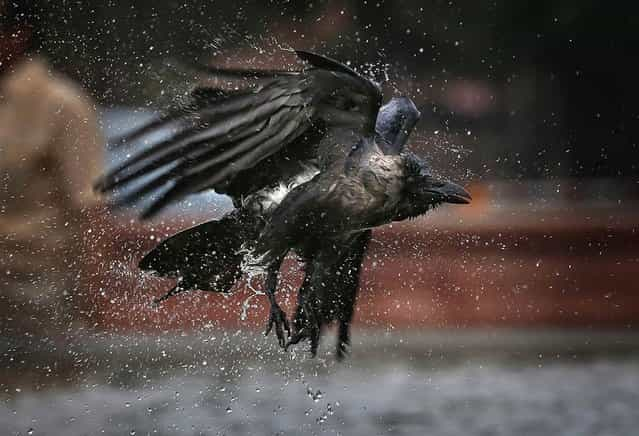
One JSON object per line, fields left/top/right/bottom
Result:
{"left": 2, "top": 329, "right": 639, "bottom": 435}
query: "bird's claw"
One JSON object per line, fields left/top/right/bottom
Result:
{"left": 264, "top": 305, "right": 290, "bottom": 348}
{"left": 285, "top": 321, "right": 321, "bottom": 356}
{"left": 284, "top": 330, "right": 305, "bottom": 350}
{"left": 336, "top": 338, "right": 350, "bottom": 361}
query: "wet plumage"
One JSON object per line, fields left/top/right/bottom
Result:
{"left": 96, "top": 50, "right": 470, "bottom": 358}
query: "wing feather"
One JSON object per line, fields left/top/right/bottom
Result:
{"left": 140, "top": 108, "right": 307, "bottom": 219}
{"left": 97, "top": 51, "right": 383, "bottom": 219}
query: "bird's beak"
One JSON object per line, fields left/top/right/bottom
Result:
{"left": 426, "top": 180, "right": 472, "bottom": 204}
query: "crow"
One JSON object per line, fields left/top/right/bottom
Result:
{"left": 95, "top": 50, "right": 470, "bottom": 358}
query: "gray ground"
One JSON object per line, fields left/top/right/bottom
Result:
{"left": 2, "top": 329, "right": 639, "bottom": 436}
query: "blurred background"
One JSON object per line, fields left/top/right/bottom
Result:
{"left": 1, "top": 1, "right": 638, "bottom": 435}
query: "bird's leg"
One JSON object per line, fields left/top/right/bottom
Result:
{"left": 335, "top": 230, "right": 371, "bottom": 360}
{"left": 286, "top": 262, "right": 323, "bottom": 356}
{"left": 336, "top": 321, "right": 351, "bottom": 361}
{"left": 295, "top": 262, "right": 312, "bottom": 330}
{"left": 335, "top": 273, "right": 357, "bottom": 360}
{"left": 301, "top": 292, "right": 323, "bottom": 357}
{"left": 263, "top": 256, "right": 290, "bottom": 348}
{"left": 287, "top": 295, "right": 322, "bottom": 356}
{"left": 286, "top": 268, "right": 312, "bottom": 349}
{"left": 309, "top": 312, "right": 322, "bottom": 357}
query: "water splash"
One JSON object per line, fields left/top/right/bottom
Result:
{"left": 237, "top": 244, "right": 268, "bottom": 321}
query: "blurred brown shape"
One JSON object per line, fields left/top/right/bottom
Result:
{"left": 442, "top": 80, "right": 497, "bottom": 117}
{"left": 0, "top": 56, "right": 105, "bottom": 337}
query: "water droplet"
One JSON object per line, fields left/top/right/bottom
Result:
{"left": 306, "top": 387, "right": 323, "bottom": 402}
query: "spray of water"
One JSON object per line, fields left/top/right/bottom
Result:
{"left": 237, "top": 244, "right": 269, "bottom": 321}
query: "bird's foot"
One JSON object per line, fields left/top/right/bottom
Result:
{"left": 336, "top": 340, "right": 350, "bottom": 361}
{"left": 335, "top": 321, "right": 351, "bottom": 361}
{"left": 264, "top": 304, "right": 290, "bottom": 348}
{"left": 285, "top": 320, "right": 321, "bottom": 357}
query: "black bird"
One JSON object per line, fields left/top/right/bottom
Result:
{"left": 96, "top": 50, "right": 470, "bottom": 358}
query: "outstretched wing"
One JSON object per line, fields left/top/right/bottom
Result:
{"left": 95, "top": 50, "right": 382, "bottom": 219}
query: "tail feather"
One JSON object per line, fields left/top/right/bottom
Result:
{"left": 140, "top": 211, "right": 261, "bottom": 299}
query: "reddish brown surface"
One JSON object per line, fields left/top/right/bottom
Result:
{"left": 80, "top": 192, "right": 639, "bottom": 333}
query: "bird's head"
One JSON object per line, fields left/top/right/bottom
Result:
{"left": 396, "top": 153, "right": 471, "bottom": 221}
